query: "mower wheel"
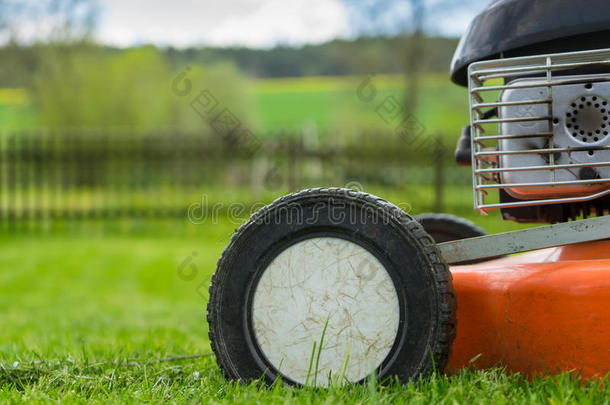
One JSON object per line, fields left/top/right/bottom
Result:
{"left": 207, "top": 188, "right": 456, "bottom": 386}
{"left": 415, "top": 213, "right": 490, "bottom": 264}
{"left": 415, "top": 213, "right": 486, "bottom": 243}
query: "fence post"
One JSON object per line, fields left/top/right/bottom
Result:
{"left": 287, "top": 133, "right": 299, "bottom": 191}
{"left": 433, "top": 134, "right": 445, "bottom": 213}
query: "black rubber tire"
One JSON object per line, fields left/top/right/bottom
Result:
{"left": 207, "top": 188, "right": 456, "bottom": 386}
{"left": 415, "top": 213, "right": 489, "bottom": 265}
{"left": 415, "top": 213, "right": 487, "bottom": 243}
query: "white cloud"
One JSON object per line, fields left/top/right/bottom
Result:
{"left": 97, "top": 0, "right": 350, "bottom": 48}
{"left": 0, "top": 0, "right": 485, "bottom": 48}
{"left": 2, "top": 0, "right": 483, "bottom": 47}
{"left": 205, "top": 0, "right": 349, "bottom": 48}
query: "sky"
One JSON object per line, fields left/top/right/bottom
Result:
{"left": 95, "top": 0, "right": 490, "bottom": 49}
{"left": 0, "top": 0, "right": 490, "bottom": 48}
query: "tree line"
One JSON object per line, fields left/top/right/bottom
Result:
{"left": 0, "top": 35, "right": 458, "bottom": 88}
{"left": 164, "top": 35, "right": 458, "bottom": 78}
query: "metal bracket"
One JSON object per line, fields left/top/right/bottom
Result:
{"left": 438, "top": 215, "right": 610, "bottom": 264}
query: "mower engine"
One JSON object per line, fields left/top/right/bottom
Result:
{"left": 468, "top": 49, "right": 610, "bottom": 222}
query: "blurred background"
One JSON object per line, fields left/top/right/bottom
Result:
{"left": 1, "top": 0, "right": 524, "bottom": 374}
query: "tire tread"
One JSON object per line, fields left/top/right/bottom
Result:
{"left": 207, "top": 188, "right": 457, "bottom": 382}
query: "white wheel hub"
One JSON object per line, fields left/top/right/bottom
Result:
{"left": 251, "top": 236, "right": 400, "bottom": 386}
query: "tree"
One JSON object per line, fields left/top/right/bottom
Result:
{"left": 0, "top": 0, "right": 98, "bottom": 43}
{"left": 341, "top": 0, "right": 489, "bottom": 117}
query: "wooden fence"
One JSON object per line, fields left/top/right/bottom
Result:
{"left": 0, "top": 129, "right": 456, "bottom": 230}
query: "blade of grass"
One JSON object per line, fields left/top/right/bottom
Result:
{"left": 313, "top": 317, "right": 330, "bottom": 388}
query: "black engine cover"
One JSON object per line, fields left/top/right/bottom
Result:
{"left": 450, "top": 0, "right": 610, "bottom": 86}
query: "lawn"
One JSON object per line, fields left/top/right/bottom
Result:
{"left": 1, "top": 75, "right": 606, "bottom": 403}
{"left": 1, "top": 216, "right": 607, "bottom": 403}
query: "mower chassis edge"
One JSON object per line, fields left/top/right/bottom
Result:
{"left": 438, "top": 216, "right": 610, "bottom": 264}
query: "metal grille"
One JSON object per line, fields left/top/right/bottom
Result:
{"left": 468, "top": 48, "right": 610, "bottom": 213}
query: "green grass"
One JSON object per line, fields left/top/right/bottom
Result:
{"left": 0, "top": 75, "right": 605, "bottom": 402}
{"left": 0, "top": 104, "right": 38, "bottom": 129}
{"left": 1, "top": 74, "right": 468, "bottom": 138}
{"left": 1, "top": 216, "right": 606, "bottom": 403}
{"left": 4, "top": 359, "right": 607, "bottom": 404}
{"left": 0, "top": 88, "right": 37, "bottom": 129}
{"left": 252, "top": 74, "right": 468, "bottom": 137}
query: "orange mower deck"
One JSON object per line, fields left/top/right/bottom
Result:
{"left": 448, "top": 240, "right": 610, "bottom": 378}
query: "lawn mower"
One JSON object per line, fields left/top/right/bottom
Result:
{"left": 207, "top": 0, "right": 610, "bottom": 386}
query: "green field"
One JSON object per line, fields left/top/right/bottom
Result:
{"left": 251, "top": 74, "right": 468, "bottom": 136}
{"left": 0, "top": 89, "right": 37, "bottom": 130}
{"left": 0, "top": 74, "right": 469, "bottom": 137}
